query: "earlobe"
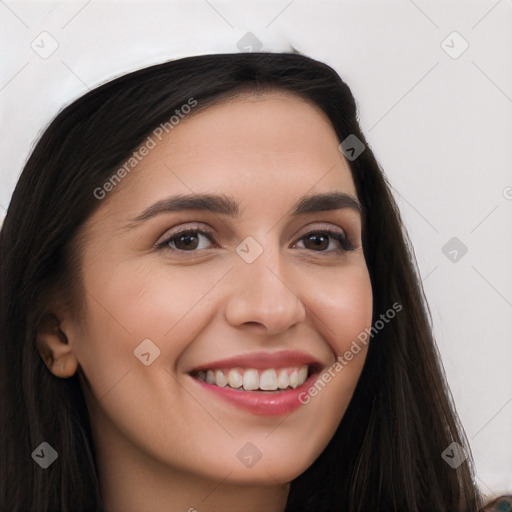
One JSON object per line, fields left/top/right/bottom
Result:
{"left": 35, "top": 313, "right": 78, "bottom": 378}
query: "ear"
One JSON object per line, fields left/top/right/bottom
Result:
{"left": 35, "top": 312, "right": 78, "bottom": 378}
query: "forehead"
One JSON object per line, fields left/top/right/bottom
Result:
{"left": 155, "top": 91, "right": 343, "bottom": 166}
{"left": 90, "top": 91, "right": 357, "bottom": 223}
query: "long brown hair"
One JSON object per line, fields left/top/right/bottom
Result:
{"left": 0, "top": 52, "right": 484, "bottom": 511}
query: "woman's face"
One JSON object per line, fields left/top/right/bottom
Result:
{"left": 61, "top": 92, "right": 373, "bottom": 487}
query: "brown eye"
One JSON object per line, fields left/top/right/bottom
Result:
{"left": 303, "top": 233, "right": 330, "bottom": 251}
{"left": 158, "top": 229, "right": 215, "bottom": 251}
{"left": 296, "top": 230, "right": 353, "bottom": 253}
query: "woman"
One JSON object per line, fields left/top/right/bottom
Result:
{"left": 0, "top": 51, "right": 506, "bottom": 511}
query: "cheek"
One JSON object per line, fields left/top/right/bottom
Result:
{"left": 278, "top": 265, "right": 372, "bottom": 468}
{"left": 84, "top": 257, "right": 225, "bottom": 338}
{"left": 311, "top": 262, "right": 373, "bottom": 355}
{"left": 70, "top": 260, "right": 228, "bottom": 396}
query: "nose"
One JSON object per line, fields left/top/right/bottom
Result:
{"left": 224, "top": 248, "right": 307, "bottom": 335}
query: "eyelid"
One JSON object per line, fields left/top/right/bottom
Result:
{"left": 295, "top": 222, "right": 347, "bottom": 239}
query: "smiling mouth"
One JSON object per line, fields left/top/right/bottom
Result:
{"left": 189, "top": 364, "right": 321, "bottom": 392}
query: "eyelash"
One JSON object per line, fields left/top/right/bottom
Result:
{"left": 156, "top": 225, "right": 354, "bottom": 254}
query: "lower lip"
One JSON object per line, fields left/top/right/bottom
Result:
{"left": 190, "top": 373, "right": 319, "bottom": 416}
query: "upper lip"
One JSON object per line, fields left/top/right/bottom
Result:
{"left": 190, "top": 350, "right": 324, "bottom": 373}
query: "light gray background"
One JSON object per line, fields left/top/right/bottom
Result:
{"left": 1, "top": 0, "right": 511, "bottom": 500}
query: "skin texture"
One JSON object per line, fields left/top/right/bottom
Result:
{"left": 37, "top": 92, "right": 373, "bottom": 512}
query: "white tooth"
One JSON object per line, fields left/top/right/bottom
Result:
{"left": 198, "top": 371, "right": 206, "bottom": 382}
{"left": 228, "top": 369, "right": 243, "bottom": 388}
{"left": 298, "top": 365, "right": 308, "bottom": 385}
{"left": 215, "top": 370, "right": 227, "bottom": 387}
{"left": 277, "top": 369, "right": 289, "bottom": 389}
{"left": 289, "top": 370, "right": 299, "bottom": 388}
{"left": 243, "top": 369, "right": 259, "bottom": 390}
{"left": 206, "top": 370, "right": 215, "bottom": 384}
{"left": 260, "top": 369, "right": 278, "bottom": 390}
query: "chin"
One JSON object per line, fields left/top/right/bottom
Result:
{"left": 220, "top": 451, "right": 317, "bottom": 486}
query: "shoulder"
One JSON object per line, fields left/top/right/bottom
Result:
{"left": 481, "top": 494, "right": 512, "bottom": 511}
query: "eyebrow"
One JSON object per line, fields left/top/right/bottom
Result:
{"left": 129, "top": 191, "right": 362, "bottom": 224}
